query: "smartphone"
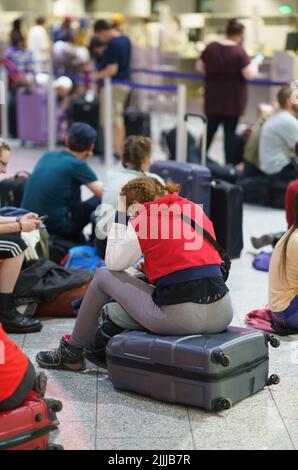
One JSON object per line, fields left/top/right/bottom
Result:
{"left": 39, "top": 215, "right": 48, "bottom": 222}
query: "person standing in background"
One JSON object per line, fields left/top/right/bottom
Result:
{"left": 28, "top": 17, "right": 50, "bottom": 73}
{"left": 9, "top": 18, "right": 25, "bottom": 50}
{"left": 196, "top": 18, "right": 259, "bottom": 165}
{"left": 93, "top": 20, "right": 132, "bottom": 160}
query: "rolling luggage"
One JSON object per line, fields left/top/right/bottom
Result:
{"left": 0, "top": 172, "right": 30, "bottom": 207}
{"left": 151, "top": 114, "right": 212, "bottom": 215}
{"left": 150, "top": 161, "right": 212, "bottom": 216}
{"left": 124, "top": 111, "right": 151, "bottom": 138}
{"left": 210, "top": 180, "right": 244, "bottom": 259}
{"left": 0, "top": 392, "right": 63, "bottom": 450}
{"left": 68, "top": 94, "right": 104, "bottom": 156}
{"left": 107, "top": 327, "right": 280, "bottom": 412}
{"left": 17, "top": 87, "right": 48, "bottom": 145}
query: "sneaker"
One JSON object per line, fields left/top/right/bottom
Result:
{"left": 36, "top": 336, "right": 86, "bottom": 371}
{"left": 0, "top": 311, "right": 42, "bottom": 334}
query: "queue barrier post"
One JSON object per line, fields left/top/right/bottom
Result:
{"left": 0, "top": 66, "right": 9, "bottom": 140}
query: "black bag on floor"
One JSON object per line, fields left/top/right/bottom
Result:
{"left": 0, "top": 172, "right": 30, "bottom": 207}
{"left": 68, "top": 95, "right": 104, "bottom": 156}
{"left": 269, "top": 180, "right": 288, "bottom": 209}
{"left": 48, "top": 236, "right": 78, "bottom": 265}
{"left": 124, "top": 111, "right": 151, "bottom": 137}
{"left": 210, "top": 180, "right": 243, "bottom": 259}
{"left": 14, "top": 259, "right": 93, "bottom": 306}
{"left": 238, "top": 176, "right": 271, "bottom": 206}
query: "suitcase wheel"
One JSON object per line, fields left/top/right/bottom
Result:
{"left": 269, "top": 336, "right": 280, "bottom": 349}
{"left": 212, "top": 398, "right": 232, "bottom": 412}
{"left": 47, "top": 444, "right": 64, "bottom": 451}
{"left": 267, "top": 374, "right": 280, "bottom": 386}
{"left": 46, "top": 399, "right": 63, "bottom": 413}
{"left": 211, "top": 349, "right": 231, "bottom": 367}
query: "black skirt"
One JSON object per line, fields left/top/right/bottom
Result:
{"left": 0, "top": 233, "right": 27, "bottom": 259}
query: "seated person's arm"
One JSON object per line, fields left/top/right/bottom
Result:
{"left": 0, "top": 222, "right": 21, "bottom": 234}
{"left": 86, "top": 181, "right": 103, "bottom": 199}
{"left": 105, "top": 217, "right": 143, "bottom": 272}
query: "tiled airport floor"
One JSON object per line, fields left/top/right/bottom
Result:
{"left": 6, "top": 142, "right": 298, "bottom": 450}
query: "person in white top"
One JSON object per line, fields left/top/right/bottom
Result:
{"left": 28, "top": 17, "right": 50, "bottom": 73}
{"left": 94, "top": 136, "right": 163, "bottom": 257}
{"left": 259, "top": 86, "right": 298, "bottom": 180}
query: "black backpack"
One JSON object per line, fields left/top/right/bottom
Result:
{"left": 0, "top": 171, "right": 30, "bottom": 207}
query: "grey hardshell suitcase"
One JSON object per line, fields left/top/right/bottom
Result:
{"left": 107, "top": 327, "right": 280, "bottom": 412}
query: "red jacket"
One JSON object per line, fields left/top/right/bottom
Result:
{"left": 131, "top": 193, "right": 221, "bottom": 284}
{"left": 286, "top": 179, "right": 298, "bottom": 228}
{"left": 0, "top": 324, "right": 29, "bottom": 403}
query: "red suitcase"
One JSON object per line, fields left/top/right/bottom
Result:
{"left": 0, "top": 392, "right": 63, "bottom": 451}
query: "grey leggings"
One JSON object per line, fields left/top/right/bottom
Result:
{"left": 70, "top": 268, "right": 234, "bottom": 350}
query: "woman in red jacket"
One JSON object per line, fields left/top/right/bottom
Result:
{"left": 0, "top": 324, "right": 47, "bottom": 411}
{"left": 36, "top": 177, "right": 234, "bottom": 371}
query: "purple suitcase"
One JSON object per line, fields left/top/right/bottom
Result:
{"left": 107, "top": 328, "right": 280, "bottom": 412}
{"left": 17, "top": 87, "right": 48, "bottom": 145}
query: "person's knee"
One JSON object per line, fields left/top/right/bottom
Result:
{"left": 92, "top": 267, "right": 110, "bottom": 289}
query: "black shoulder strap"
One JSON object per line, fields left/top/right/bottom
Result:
{"left": 179, "top": 213, "right": 226, "bottom": 258}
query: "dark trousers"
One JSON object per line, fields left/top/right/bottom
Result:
{"left": 269, "top": 162, "right": 298, "bottom": 183}
{"left": 206, "top": 115, "right": 239, "bottom": 165}
{"left": 50, "top": 195, "right": 101, "bottom": 242}
{"left": 0, "top": 361, "right": 36, "bottom": 411}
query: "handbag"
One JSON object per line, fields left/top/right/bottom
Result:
{"left": 180, "top": 214, "right": 231, "bottom": 282}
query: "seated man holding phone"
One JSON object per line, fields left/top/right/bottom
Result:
{"left": 22, "top": 123, "right": 103, "bottom": 242}
{"left": 0, "top": 138, "right": 42, "bottom": 334}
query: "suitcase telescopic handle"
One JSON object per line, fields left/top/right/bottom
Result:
{"left": 184, "top": 113, "right": 207, "bottom": 124}
{"left": 184, "top": 114, "right": 208, "bottom": 167}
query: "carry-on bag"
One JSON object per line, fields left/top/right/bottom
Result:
{"left": 0, "top": 392, "right": 63, "bottom": 450}
{"left": 210, "top": 180, "right": 244, "bottom": 259}
{"left": 124, "top": 111, "right": 151, "bottom": 138}
{"left": 107, "top": 327, "right": 280, "bottom": 412}
{"left": 17, "top": 87, "right": 48, "bottom": 145}
{"left": 35, "top": 282, "right": 91, "bottom": 318}
{"left": 68, "top": 93, "right": 104, "bottom": 156}
{"left": 0, "top": 171, "right": 30, "bottom": 207}
{"left": 151, "top": 114, "right": 212, "bottom": 215}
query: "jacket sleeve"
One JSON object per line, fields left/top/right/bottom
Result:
{"left": 105, "top": 220, "right": 143, "bottom": 271}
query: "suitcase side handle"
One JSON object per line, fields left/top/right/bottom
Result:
{"left": 211, "top": 349, "right": 231, "bottom": 367}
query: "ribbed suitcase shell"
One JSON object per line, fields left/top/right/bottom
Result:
{"left": 150, "top": 161, "right": 212, "bottom": 216}
{"left": 107, "top": 327, "right": 277, "bottom": 412}
{"left": 0, "top": 392, "right": 54, "bottom": 450}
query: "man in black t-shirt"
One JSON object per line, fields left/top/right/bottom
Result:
{"left": 94, "top": 20, "right": 132, "bottom": 159}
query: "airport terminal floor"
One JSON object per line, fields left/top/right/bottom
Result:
{"left": 6, "top": 142, "right": 297, "bottom": 451}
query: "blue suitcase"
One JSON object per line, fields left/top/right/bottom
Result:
{"left": 107, "top": 328, "right": 280, "bottom": 412}
{"left": 150, "top": 161, "right": 212, "bottom": 216}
